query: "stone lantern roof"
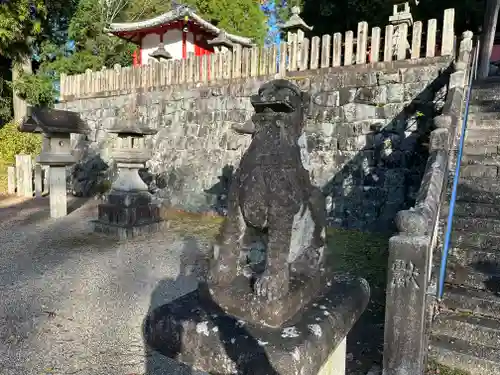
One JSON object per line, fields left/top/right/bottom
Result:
{"left": 19, "top": 107, "right": 89, "bottom": 135}
{"left": 149, "top": 43, "right": 172, "bottom": 60}
{"left": 207, "top": 30, "right": 235, "bottom": 49}
{"left": 280, "top": 6, "right": 313, "bottom": 33}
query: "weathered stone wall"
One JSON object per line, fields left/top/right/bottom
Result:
{"left": 58, "top": 56, "right": 453, "bottom": 232}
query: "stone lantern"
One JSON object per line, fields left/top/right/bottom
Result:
{"left": 19, "top": 107, "right": 89, "bottom": 218}
{"left": 280, "top": 6, "right": 313, "bottom": 44}
{"left": 207, "top": 30, "right": 234, "bottom": 53}
{"left": 91, "top": 124, "right": 164, "bottom": 239}
{"left": 149, "top": 42, "right": 172, "bottom": 61}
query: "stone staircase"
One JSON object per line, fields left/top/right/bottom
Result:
{"left": 429, "top": 77, "right": 500, "bottom": 374}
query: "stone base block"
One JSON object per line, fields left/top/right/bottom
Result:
{"left": 91, "top": 219, "right": 167, "bottom": 240}
{"left": 143, "top": 277, "right": 369, "bottom": 375}
{"left": 97, "top": 202, "right": 162, "bottom": 226}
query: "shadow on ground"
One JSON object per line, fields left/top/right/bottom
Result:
{"left": 143, "top": 236, "right": 280, "bottom": 375}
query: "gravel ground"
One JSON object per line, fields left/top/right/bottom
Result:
{"left": 0, "top": 197, "right": 208, "bottom": 375}
{"left": 0, "top": 197, "right": 383, "bottom": 375}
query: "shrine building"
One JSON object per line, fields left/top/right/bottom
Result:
{"left": 105, "top": 5, "right": 254, "bottom": 66}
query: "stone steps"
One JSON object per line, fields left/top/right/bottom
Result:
{"left": 442, "top": 285, "right": 500, "bottom": 318}
{"left": 460, "top": 165, "right": 498, "bottom": 178}
{"left": 446, "top": 201, "right": 500, "bottom": 219}
{"left": 461, "top": 153, "right": 500, "bottom": 166}
{"left": 431, "top": 82, "right": 500, "bottom": 373}
{"left": 446, "top": 263, "right": 500, "bottom": 291}
{"left": 464, "top": 128, "right": 500, "bottom": 140}
{"left": 429, "top": 334, "right": 500, "bottom": 375}
{"left": 458, "top": 177, "right": 500, "bottom": 192}
{"left": 471, "top": 83, "right": 500, "bottom": 101}
{"left": 452, "top": 216, "right": 500, "bottom": 235}
{"left": 467, "top": 118, "right": 500, "bottom": 130}
{"left": 448, "top": 244, "right": 500, "bottom": 270}
{"left": 469, "top": 100, "right": 500, "bottom": 113}
{"left": 433, "top": 312, "right": 500, "bottom": 349}
{"left": 456, "top": 183, "right": 500, "bottom": 205}
{"left": 451, "top": 231, "right": 500, "bottom": 252}
{"left": 467, "top": 111, "right": 500, "bottom": 121}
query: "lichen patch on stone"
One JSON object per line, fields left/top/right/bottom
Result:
{"left": 281, "top": 326, "right": 300, "bottom": 338}
{"left": 196, "top": 321, "right": 210, "bottom": 336}
{"left": 307, "top": 324, "right": 323, "bottom": 337}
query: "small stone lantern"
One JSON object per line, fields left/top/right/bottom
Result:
{"left": 149, "top": 42, "right": 172, "bottom": 61}
{"left": 91, "top": 125, "right": 164, "bottom": 239}
{"left": 19, "top": 107, "right": 89, "bottom": 218}
{"left": 208, "top": 30, "right": 235, "bottom": 53}
{"left": 280, "top": 6, "right": 313, "bottom": 44}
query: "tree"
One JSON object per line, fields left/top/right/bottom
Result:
{"left": 300, "top": 0, "right": 484, "bottom": 38}
{"left": 182, "top": 0, "right": 267, "bottom": 44}
{"left": 0, "top": 0, "right": 47, "bottom": 61}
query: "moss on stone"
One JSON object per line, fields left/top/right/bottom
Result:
{"left": 426, "top": 360, "right": 471, "bottom": 375}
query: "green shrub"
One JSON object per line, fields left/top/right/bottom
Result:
{"left": 0, "top": 121, "right": 42, "bottom": 165}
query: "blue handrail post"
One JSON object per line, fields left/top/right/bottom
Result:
{"left": 437, "top": 39, "right": 480, "bottom": 300}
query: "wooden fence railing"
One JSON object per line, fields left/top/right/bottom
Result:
{"left": 60, "top": 8, "right": 455, "bottom": 100}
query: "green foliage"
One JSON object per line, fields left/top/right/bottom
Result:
{"left": 12, "top": 69, "right": 56, "bottom": 107}
{"left": 0, "top": 77, "right": 12, "bottom": 122}
{"left": 183, "top": 0, "right": 267, "bottom": 45}
{"left": 119, "top": 0, "right": 172, "bottom": 21}
{"left": 0, "top": 121, "right": 42, "bottom": 164}
{"left": 0, "top": 0, "right": 47, "bottom": 61}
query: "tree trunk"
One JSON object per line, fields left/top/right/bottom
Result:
{"left": 478, "top": 0, "right": 500, "bottom": 79}
{"left": 12, "top": 56, "right": 32, "bottom": 124}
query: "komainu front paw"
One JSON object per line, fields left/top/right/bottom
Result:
{"left": 254, "top": 266, "right": 290, "bottom": 301}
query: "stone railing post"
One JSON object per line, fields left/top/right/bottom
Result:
{"left": 18, "top": 107, "right": 89, "bottom": 218}
{"left": 7, "top": 166, "right": 15, "bottom": 195}
{"left": 15, "top": 154, "right": 33, "bottom": 198}
{"left": 34, "top": 164, "right": 43, "bottom": 197}
{"left": 383, "top": 141, "right": 447, "bottom": 375}
{"left": 92, "top": 125, "right": 165, "bottom": 240}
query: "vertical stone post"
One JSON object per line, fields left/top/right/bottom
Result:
{"left": 18, "top": 107, "right": 89, "bottom": 218}
{"left": 356, "top": 21, "right": 369, "bottom": 64}
{"left": 383, "top": 231, "right": 431, "bottom": 375}
{"left": 34, "top": 164, "right": 43, "bottom": 197}
{"left": 441, "top": 8, "right": 456, "bottom": 56}
{"left": 7, "top": 166, "right": 15, "bottom": 195}
{"left": 15, "top": 154, "right": 33, "bottom": 197}
{"left": 389, "top": 2, "right": 413, "bottom": 60}
{"left": 49, "top": 167, "right": 67, "bottom": 217}
{"left": 43, "top": 166, "right": 50, "bottom": 194}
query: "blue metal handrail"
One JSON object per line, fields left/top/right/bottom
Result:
{"left": 437, "top": 41, "right": 480, "bottom": 300}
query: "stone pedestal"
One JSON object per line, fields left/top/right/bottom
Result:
{"left": 92, "top": 128, "right": 165, "bottom": 239}
{"left": 18, "top": 107, "right": 89, "bottom": 218}
{"left": 144, "top": 279, "right": 368, "bottom": 375}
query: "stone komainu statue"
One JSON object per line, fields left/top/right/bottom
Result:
{"left": 210, "top": 79, "right": 327, "bottom": 302}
